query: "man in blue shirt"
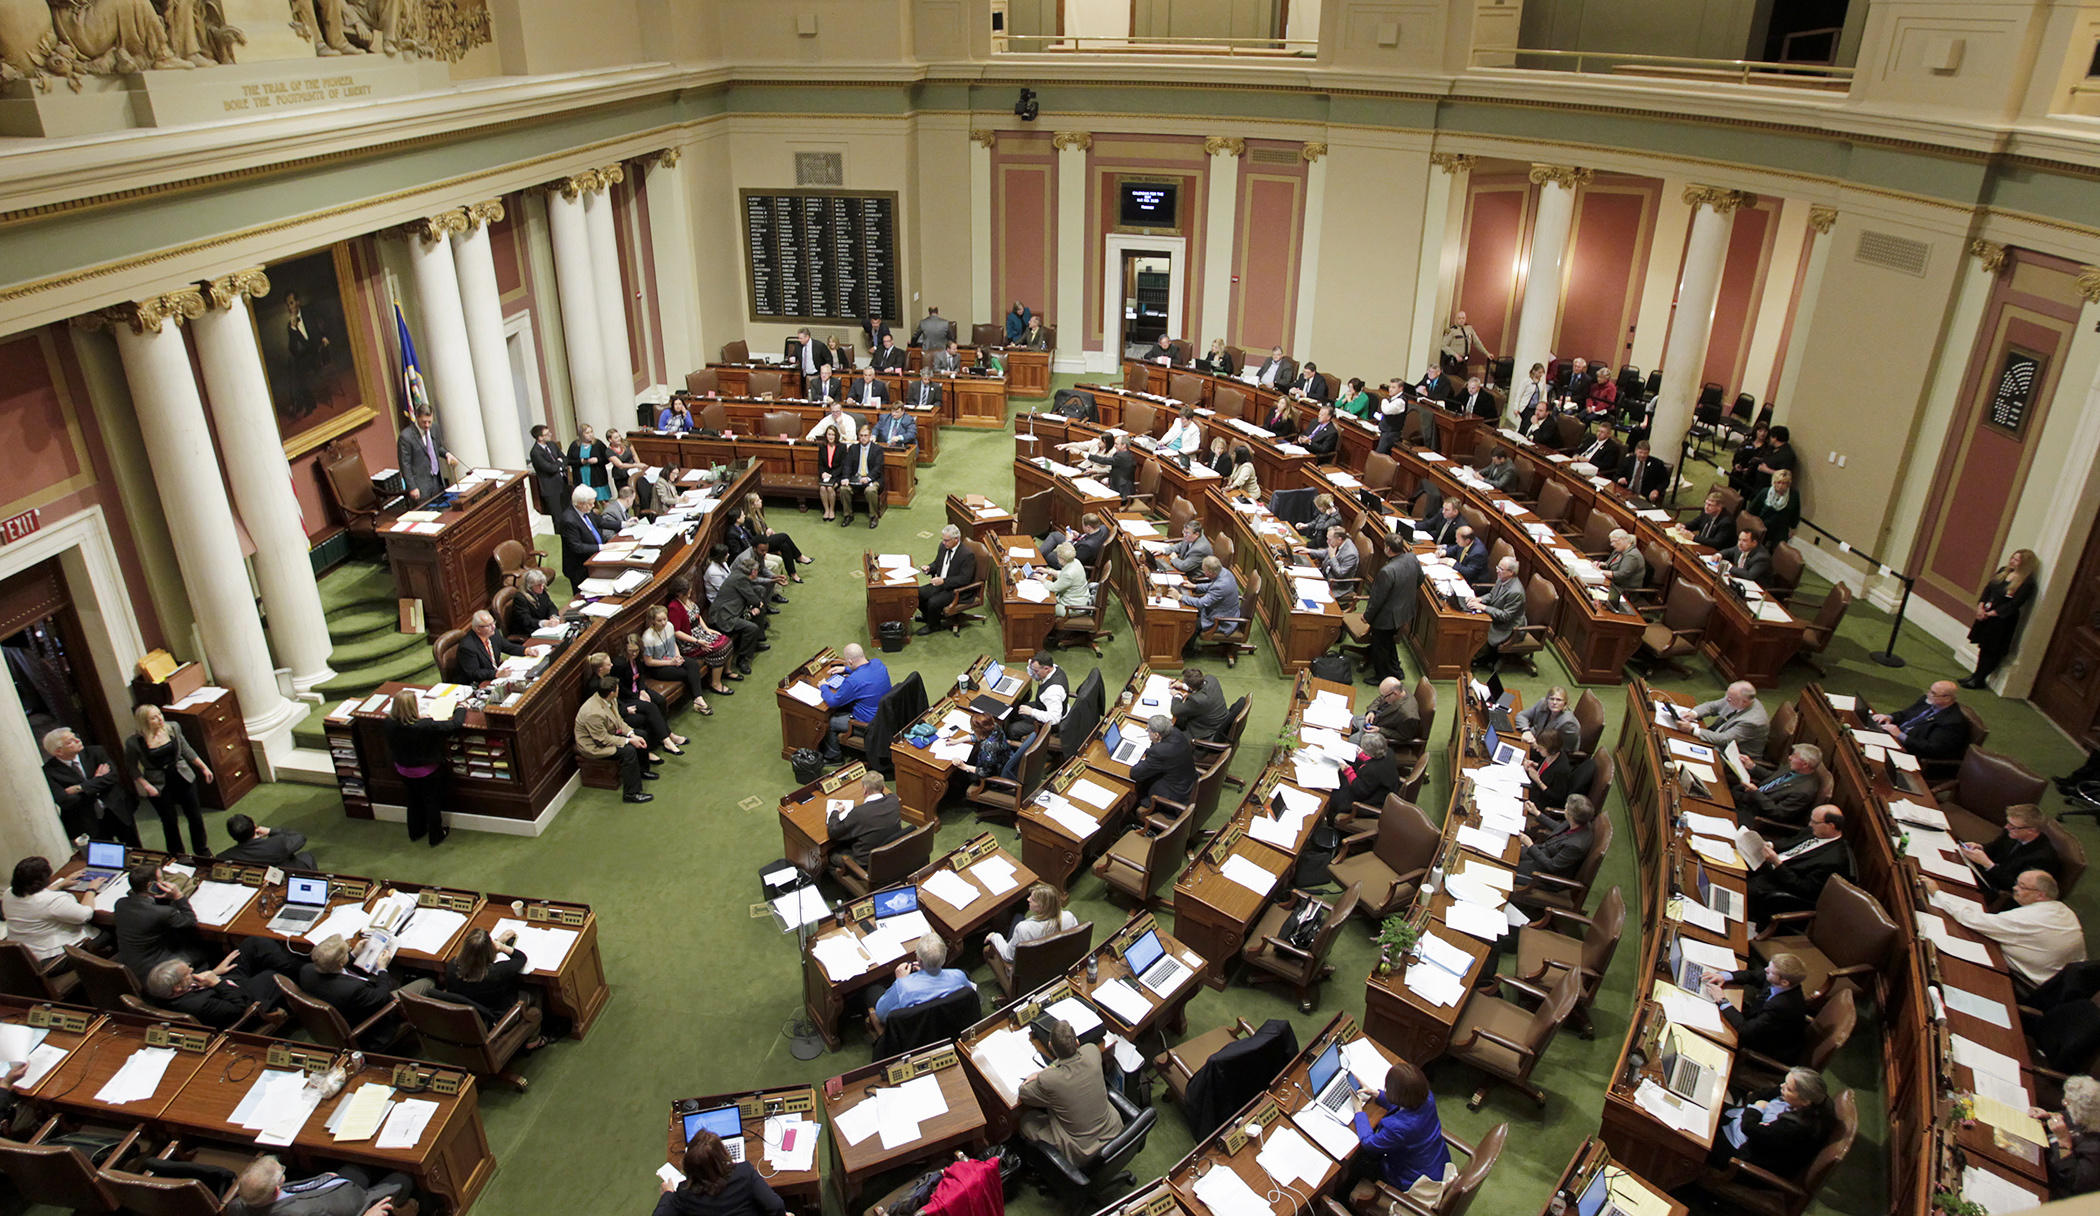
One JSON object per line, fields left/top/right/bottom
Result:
{"left": 868, "top": 938, "right": 973, "bottom": 1037}
{"left": 818, "top": 643, "right": 891, "bottom": 762}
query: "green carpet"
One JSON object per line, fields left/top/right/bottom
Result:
{"left": 143, "top": 384, "right": 2090, "bottom": 1216}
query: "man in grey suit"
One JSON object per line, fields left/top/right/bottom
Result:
{"left": 1018, "top": 1020, "right": 1124, "bottom": 1165}
{"left": 1170, "top": 667, "right": 1230, "bottom": 742}
{"left": 1304, "top": 525, "right": 1358, "bottom": 585}
{"left": 1675, "top": 681, "right": 1771, "bottom": 757}
{"left": 1180, "top": 557, "right": 1241, "bottom": 634}
{"left": 1469, "top": 556, "right": 1526, "bottom": 670}
{"left": 914, "top": 306, "right": 953, "bottom": 351}
{"left": 1254, "top": 345, "right": 1296, "bottom": 390}
{"left": 930, "top": 340, "right": 963, "bottom": 376}
{"left": 1364, "top": 532, "right": 1422, "bottom": 683}
{"left": 1159, "top": 520, "right": 1213, "bottom": 576}
{"left": 1513, "top": 796, "right": 1598, "bottom": 912}
{"left": 227, "top": 1154, "right": 415, "bottom": 1216}
{"left": 395, "top": 404, "right": 456, "bottom": 504}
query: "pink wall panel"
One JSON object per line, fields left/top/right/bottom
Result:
{"left": 1458, "top": 185, "right": 1527, "bottom": 356}
{"left": 994, "top": 162, "right": 1054, "bottom": 324}
{"left": 490, "top": 207, "right": 524, "bottom": 297}
{"left": 1557, "top": 185, "right": 1653, "bottom": 371}
{"left": 1699, "top": 204, "right": 1775, "bottom": 395}
{"left": 0, "top": 335, "right": 87, "bottom": 505}
{"left": 1228, "top": 174, "right": 1303, "bottom": 351}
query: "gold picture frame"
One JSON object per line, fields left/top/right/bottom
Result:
{"left": 254, "top": 243, "right": 383, "bottom": 460}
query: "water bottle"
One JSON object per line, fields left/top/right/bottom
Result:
{"left": 1087, "top": 955, "right": 1099, "bottom": 984}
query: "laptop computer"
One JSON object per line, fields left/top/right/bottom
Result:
{"left": 266, "top": 875, "right": 331, "bottom": 934}
{"left": 69, "top": 841, "right": 128, "bottom": 890}
{"left": 1694, "top": 862, "right": 1744, "bottom": 922}
{"left": 985, "top": 664, "right": 1024, "bottom": 697}
{"left": 1122, "top": 928, "right": 1190, "bottom": 997}
{"left": 1576, "top": 1169, "right": 1632, "bottom": 1216}
{"left": 1665, "top": 937, "right": 1709, "bottom": 993}
{"left": 872, "top": 887, "right": 920, "bottom": 919}
{"left": 682, "top": 1105, "right": 746, "bottom": 1163}
{"left": 1104, "top": 722, "right": 1147, "bottom": 766}
{"left": 1659, "top": 1047, "right": 1723, "bottom": 1110}
{"left": 1883, "top": 751, "right": 1928, "bottom": 797}
{"left": 1305, "top": 1040, "right": 1361, "bottom": 1116}
{"left": 1676, "top": 762, "right": 1712, "bottom": 802}
{"left": 1483, "top": 678, "right": 1518, "bottom": 735}
{"left": 1483, "top": 726, "right": 1523, "bottom": 767}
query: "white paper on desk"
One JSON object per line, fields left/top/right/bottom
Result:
{"left": 1443, "top": 873, "right": 1507, "bottom": 911}
{"left": 1067, "top": 778, "right": 1117, "bottom": 810}
{"left": 1667, "top": 739, "right": 1716, "bottom": 763}
{"left": 189, "top": 880, "right": 257, "bottom": 926}
{"left": 16, "top": 1044, "right": 66, "bottom": 1089}
{"left": 1014, "top": 580, "right": 1051, "bottom": 604}
{"left": 811, "top": 934, "right": 873, "bottom": 982}
{"left": 1952, "top": 1034, "right": 2024, "bottom": 1083}
{"left": 1246, "top": 811, "right": 1308, "bottom": 850}
{"left": 969, "top": 856, "right": 1019, "bottom": 896}
{"left": 394, "top": 909, "right": 468, "bottom": 956}
{"left": 95, "top": 1046, "right": 175, "bottom": 1105}
{"left": 1633, "top": 1079, "right": 1710, "bottom": 1135}
{"left": 1656, "top": 985, "right": 1727, "bottom": 1035}
{"left": 302, "top": 903, "right": 374, "bottom": 944}
{"left": 1891, "top": 800, "right": 1949, "bottom": 830}
{"left": 1092, "top": 979, "right": 1152, "bottom": 1025}
{"left": 1194, "top": 1156, "right": 1276, "bottom": 1216}
{"left": 1405, "top": 963, "right": 1465, "bottom": 1008}
{"left": 785, "top": 681, "right": 825, "bottom": 707}
{"left": 834, "top": 1100, "right": 881, "bottom": 1146}
{"left": 1683, "top": 810, "right": 1737, "bottom": 839}
{"left": 770, "top": 886, "right": 830, "bottom": 931}
{"left": 225, "top": 1071, "right": 300, "bottom": 1130}
{"left": 1122, "top": 519, "right": 1161, "bottom": 537}
{"left": 1890, "top": 749, "right": 1921, "bottom": 772}
{"left": 1689, "top": 835, "right": 1743, "bottom": 871}
{"left": 255, "top": 1087, "right": 324, "bottom": 1146}
{"left": 1292, "top": 1103, "right": 1360, "bottom": 1161}
{"left": 766, "top": 1115, "right": 821, "bottom": 1173}
{"left": 1455, "top": 825, "right": 1510, "bottom": 856}
{"left": 1678, "top": 761, "right": 1720, "bottom": 787}
{"left": 1963, "top": 1165, "right": 2041, "bottom": 1215}
{"left": 1340, "top": 1039, "right": 1392, "bottom": 1091}
{"left": 878, "top": 554, "right": 914, "bottom": 569}
{"left": 1972, "top": 1070, "right": 2032, "bottom": 1111}
{"left": 891, "top": 1072, "right": 950, "bottom": 1125}
{"left": 858, "top": 926, "right": 913, "bottom": 967}
{"left": 94, "top": 881, "right": 128, "bottom": 914}
{"left": 491, "top": 921, "right": 578, "bottom": 972}
{"left": 1220, "top": 854, "right": 1279, "bottom": 897}
{"left": 1676, "top": 937, "right": 1741, "bottom": 974}
{"left": 1943, "top": 986, "right": 2013, "bottom": 1028}
{"left": 1300, "top": 698, "right": 1353, "bottom": 732}
{"left": 1045, "top": 997, "right": 1105, "bottom": 1039}
{"left": 1443, "top": 900, "right": 1509, "bottom": 942}
{"left": 1917, "top": 913, "right": 1994, "bottom": 966}
{"left": 331, "top": 1082, "right": 395, "bottom": 1142}
{"left": 1292, "top": 757, "right": 1340, "bottom": 790}
{"left": 1852, "top": 727, "right": 1903, "bottom": 751}
{"left": 1044, "top": 798, "right": 1101, "bottom": 839}
{"left": 970, "top": 1028, "right": 1043, "bottom": 1105}
{"left": 1669, "top": 896, "right": 1727, "bottom": 934}
{"left": 1915, "top": 847, "right": 1974, "bottom": 885}
{"left": 578, "top": 601, "right": 621, "bottom": 618}
{"left": 922, "top": 869, "right": 980, "bottom": 910}
{"left": 1256, "top": 1124, "right": 1329, "bottom": 1188}
{"left": 930, "top": 738, "right": 975, "bottom": 763}
{"left": 1010, "top": 547, "right": 1043, "bottom": 563}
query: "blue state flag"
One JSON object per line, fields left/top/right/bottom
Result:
{"left": 393, "top": 301, "right": 431, "bottom": 424}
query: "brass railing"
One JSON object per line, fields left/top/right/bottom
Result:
{"left": 999, "top": 34, "right": 1317, "bottom": 57}
{"left": 1470, "top": 46, "right": 1854, "bottom": 89}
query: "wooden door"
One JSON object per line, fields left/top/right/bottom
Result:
{"left": 2034, "top": 517, "right": 2100, "bottom": 749}
{"left": 0, "top": 558, "right": 121, "bottom": 759}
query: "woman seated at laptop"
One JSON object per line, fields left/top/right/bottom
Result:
{"left": 657, "top": 1127, "right": 785, "bottom": 1216}
{"left": 1348, "top": 1059, "right": 1452, "bottom": 1198}
{"left": 1705, "top": 1066, "right": 1833, "bottom": 1180}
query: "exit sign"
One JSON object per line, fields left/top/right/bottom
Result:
{"left": 0, "top": 509, "right": 41, "bottom": 544}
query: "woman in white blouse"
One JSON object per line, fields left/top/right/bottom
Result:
{"left": 1223, "top": 444, "right": 1260, "bottom": 498}
{"left": 1160, "top": 406, "right": 1204, "bottom": 459}
{"left": 984, "top": 884, "right": 1080, "bottom": 962}
{"left": 4, "top": 856, "right": 101, "bottom": 960}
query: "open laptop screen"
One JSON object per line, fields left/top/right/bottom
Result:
{"left": 1307, "top": 1041, "right": 1346, "bottom": 1095}
{"left": 1123, "top": 929, "right": 1165, "bottom": 977}
{"left": 873, "top": 887, "right": 919, "bottom": 918}
{"left": 285, "top": 875, "right": 329, "bottom": 906}
{"left": 85, "top": 841, "right": 125, "bottom": 870}
{"left": 682, "top": 1105, "right": 741, "bottom": 1146}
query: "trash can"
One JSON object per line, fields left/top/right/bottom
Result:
{"left": 878, "top": 621, "right": 907, "bottom": 653}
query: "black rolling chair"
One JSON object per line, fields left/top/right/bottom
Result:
{"left": 1016, "top": 1089, "right": 1156, "bottom": 1210}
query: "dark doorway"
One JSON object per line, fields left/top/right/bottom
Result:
{"left": 1121, "top": 252, "right": 1171, "bottom": 352}
{"left": 0, "top": 559, "right": 120, "bottom": 757}
{"left": 1760, "top": 0, "right": 1849, "bottom": 64}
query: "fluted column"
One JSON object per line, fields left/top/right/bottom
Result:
{"left": 1053, "top": 131, "right": 1091, "bottom": 373}
{"left": 400, "top": 210, "right": 489, "bottom": 467}
{"left": 1199, "top": 137, "right": 1244, "bottom": 352}
{"left": 640, "top": 150, "right": 701, "bottom": 384}
{"left": 452, "top": 200, "right": 525, "bottom": 470}
{"left": 1652, "top": 186, "right": 1755, "bottom": 460}
{"left": 84, "top": 293, "right": 300, "bottom": 753}
{"left": 583, "top": 165, "right": 637, "bottom": 429}
{"left": 1409, "top": 153, "right": 1474, "bottom": 377}
{"left": 192, "top": 270, "right": 335, "bottom": 694}
{"left": 1769, "top": 205, "right": 1838, "bottom": 425}
{"left": 546, "top": 175, "right": 611, "bottom": 436}
{"left": 1511, "top": 163, "right": 1591, "bottom": 405}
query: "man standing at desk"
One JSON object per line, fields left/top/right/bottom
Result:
{"left": 915, "top": 306, "right": 952, "bottom": 352}
{"left": 818, "top": 644, "right": 891, "bottom": 763}
{"left": 558, "top": 486, "right": 605, "bottom": 590}
{"left": 1019, "top": 1020, "right": 1123, "bottom": 1163}
{"left": 1468, "top": 556, "right": 1525, "bottom": 672}
{"left": 397, "top": 404, "right": 457, "bottom": 504}
{"left": 790, "top": 327, "right": 832, "bottom": 379}
{"left": 1365, "top": 533, "right": 1422, "bottom": 684}
{"left": 917, "top": 526, "right": 978, "bottom": 636}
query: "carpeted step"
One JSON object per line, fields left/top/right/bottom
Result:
{"left": 291, "top": 701, "right": 334, "bottom": 750}
{"left": 327, "top": 628, "right": 431, "bottom": 669}
{"left": 314, "top": 651, "right": 440, "bottom": 699}
{"left": 326, "top": 606, "right": 403, "bottom": 641}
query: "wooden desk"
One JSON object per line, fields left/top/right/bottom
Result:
{"left": 915, "top": 346, "right": 1049, "bottom": 399}
{"left": 642, "top": 399, "right": 942, "bottom": 463}
{"left": 1106, "top": 515, "right": 1200, "bottom": 669}
{"left": 1065, "top": 913, "right": 1202, "bottom": 1043}
{"left": 988, "top": 534, "right": 1056, "bottom": 662}
{"left": 384, "top": 473, "right": 534, "bottom": 636}
{"left": 627, "top": 433, "right": 919, "bottom": 509}
{"left": 1216, "top": 492, "right": 1341, "bottom": 674}
{"left": 1362, "top": 917, "right": 1493, "bottom": 1064}
{"left": 1600, "top": 1001, "right": 1732, "bottom": 1190}
{"left": 955, "top": 978, "right": 1117, "bottom": 1146}
{"left": 1542, "top": 1139, "right": 1689, "bottom": 1216}
{"left": 887, "top": 655, "right": 1026, "bottom": 823}
{"left": 947, "top": 495, "right": 1016, "bottom": 546}
{"left": 1014, "top": 453, "right": 1124, "bottom": 537}
{"left": 1015, "top": 758, "right": 1136, "bottom": 892}
{"left": 824, "top": 1051, "right": 988, "bottom": 1202}
{"left": 863, "top": 552, "right": 920, "bottom": 651}
{"left": 776, "top": 647, "right": 844, "bottom": 760}
{"left": 1171, "top": 816, "right": 1292, "bottom": 990}
{"left": 704, "top": 362, "right": 804, "bottom": 399}
{"left": 666, "top": 1086, "right": 824, "bottom": 1216}
{"left": 911, "top": 832, "right": 1039, "bottom": 954}
{"left": 777, "top": 760, "right": 873, "bottom": 879}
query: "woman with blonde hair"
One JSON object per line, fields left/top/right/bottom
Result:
{"left": 1966, "top": 547, "right": 2039, "bottom": 689}
{"left": 125, "top": 703, "right": 213, "bottom": 855}
{"left": 383, "top": 688, "right": 465, "bottom": 845}
{"left": 604, "top": 428, "right": 640, "bottom": 493}
{"left": 740, "top": 492, "right": 809, "bottom": 578}
{"left": 983, "top": 883, "right": 1079, "bottom": 962}
{"left": 640, "top": 607, "right": 710, "bottom": 715}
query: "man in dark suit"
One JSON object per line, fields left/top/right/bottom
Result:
{"left": 1572, "top": 419, "right": 1622, "bottom": 471}
{"left": 113, "top": 862, "right": 208, "bottom": 977}
{"left": 1301, "top": 405, "right": 1339, "bottom": 458}
{"left": 902, "top": 367, "right": 944, "bottom": 412}
{"left": 1959, "top": 804, "right": 2060, "bottom": 897}
{"left": 1169, "top": 668, "right": 1230, "bottom": 742}
{"left": 1719, "top": 529, "right": 1773, "bottom": 584}
{"left": 1747, "top": 806, "right": 1852, "bottom": 925}
{"left": 396, "top": 404, "right": 456, "bottom": 504}
{"left": 1351, "top": 677, "right": 1423, "bottom": 756}
{"left": 1289, "top": 362, "right": 1330, "bottom": 403}
{"left": 1708, "top": 1068, "right": 1834, "bottom": 1177}
{"left": 1412, "top": 363, "right": 1451, "bottom": 402}
{"left": 1614, "top": 439, "right": 1671, "bottom": 502}
{"left": 872, "top": 402, "right": 917, "bottom": 448}
{"left": 143, "top": 937, "right": 301, "bottom": 1030}
{"left": 1513, "top": 796, "right": 1597, "bottom": 911}
{"left": 1731, "top": 744, "right": 1827, "bottom": 830}
{"left": 827, "top": 771, "right": 907, "bottom": 874}
{"left": 1688, "top": 490, "right": 1739, "bottom": 549}
{"left": 1419, "top": 500, "right": 1464, "bottom": 548}
{"left": 1364, "top": 532, "right": 1422, "bottom": 683}
{"left": 42, "top": 727, "right": 138, "bottom": 845}
{"left": 297, "top": 933, "right": 434, "bottom": 1045}
{"left": 1141, "top": 335, "right": 1178, "bottom": 364}
{"left": 806, "top": 367, "right": 843, "bottom": 403}
{"left": 1127, "top": 715, "right": 1197, "bottom": 808}
{"left": 917, "top": 525, "right": 978, "bottom": 635}
{"left": 1083, "top": 435, "right": 1137, "bottom": 499}
{"left": 1453, "top": 375, "right": 1495, "bottom": 420}
{"left": 847, "top": 366, "right": 890, "bottom": 413}
{"left": 220, "top": 814, "right": 317, "bottom": 871}
{"left": 557, "top": 486, "right": 605, "bottom": 589}
{"left": 788, "top": 327, "right": 832, "bottom": 377}
{"left": 1701, "top": 954, "right": 1811, "bottom": 1065}
{"left": 842, "top": 433, "right": 886, "bottom": 528}
{"left": 869, "top": 331, "right": 909, "bottom": 372}
{"left": 1448, "top": 526, "right": 1491, "bottom": 588}
{"left": 527, "top": 424, "right": 568, "bottom": 518}
{"left": 1871, "top": 681, "right": 1974, "bottom": 762}
{"left": 457, "top": 610, "right": 527, "bottom": 685}
{"left": 709, "top": 563, "right": 770, "bottom": 673}
{"left": 1071, "top": 515, "right": 1113, "bottom": 570}
{"left": 1254, "top": 346, "right": 1296, "bottom": 391}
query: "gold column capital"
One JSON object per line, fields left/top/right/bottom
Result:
{"left": 1807, "top": 205, "right": 1837, "bottom": 235}
{"left": 73, "top": 290, "right": 208, "bottom": 334}
{"left": 1969, "top": 240, "right": 2007, "bottom": 274}
{"left": 598, "top": 163, "right": 627, "bottom": 187}
{"left": 1203, "top": 136, "right": 1245, "bottom": 158}
{"left": 462, "top": 199, "right": 507, "bottom": 229}
{"left": 1430, "top": 152, "right": 1477, "bottom": 174}
{"left": 203, "top": 268, "right": 270, "bottom": 310}
{"left": 1052, "top": 131, "right": 1092, "bottom": 153}
{"left": 2074, "top": 267, "right": 2100, "bottom": 304}
{"left": 1528, "top": 163, "right": 1594, "bottom": 190}
{"left": 969, "top": 129, "right": 997, "bottom": 149}
{"left": 546, "top": 170, "right": 603, "bottom": 201}
{"left": 394, "top": 208, "right": 472, "bottom": 244}
{"left": 643, "top": 147, "right": 681, "bottom": 170}
{"left": 1299, "top": 142, "right": 1327, "bottom": 163}
{"left": 1683, "top": 185, "right": 1756, "bottom": 214}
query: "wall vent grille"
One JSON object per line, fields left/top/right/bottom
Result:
{"left": 1855, "top": 230, "right": 1931, "bottom": 277}
{"left": 1249, "top": 148, "right": 1298, "bottom": 165}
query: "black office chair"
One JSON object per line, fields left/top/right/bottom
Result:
{"left": 871, "top": 985, "right": 981, "bottom": 1056}
{"left": 1015, "top": 1089, "right": 1156, "bottom": 1210}
{"left": 1642, "top": 369, "right": 1663, "bottom": 398}
{"left": 1615, "top": 365, "right": 1643, "bottom": 401}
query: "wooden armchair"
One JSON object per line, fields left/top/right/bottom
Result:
{"left": 1732, "top": 989, "right": 1856, "bottom": 1094}
{"left": 1329, "top": 1122, "right": 1507, "bottom": 1216}
{"left": 684, "top": 368, "right": 719, "bottom": 397}
{"left": 1046, "top": 581, "right": 1114, "bottom": 655}
{"left": 0, "top": 1115, "right": 145, "bottom": 1211}
{"left": 1787, "top": 583, "right": 1853, "bottom": 678}
{"left": 272, "top": 974, "right": 410, "bottom": 1051}
{"left": 1155, "top": 1017, "right": 1259, "bottom": 1104}
{"left": 1445, "top": 966, "right": 1582, "bottom": 1109}
{"left": 833, "top": 821, "right": 938, "bottom": 898}
{"left": 491, "top": 539, "right": 547, "bottom": 591}
{"left": 101, "top": 1138, "right": 266, "bottom": 1216}
{"left": 119, "top": 993, "right": 280, "bottom": 1037}
{"left": 1195, "top": 694, "right": 1251, "bottom": 794}
{"left": 1092, "top": 798, "right": 1196, "bottom": 908}
{"left": 1698, "top": 1090, "right": 1857, "bottom": 1216}
{"left": 1500, "top": 887, "right": 1624, "bottom": 1040}
{"left": 1635, "top": 580, "right": 1715, "bottom": 679}
{"left": 431, "top": 629, "right": 467, "bottom": 684}
{"left": 968, "top": 727, "right": 1052, "bottom": 822}
{"left": 720, "top": 339, "right": 750, "bottom": 363}
{"left": 937, "top": 541, "right": 993, "bottom": 635}
{"left": 1190, "top": 570, "right": 1258, "bottom": 669}
{"left": 62, "top": 945, "right": 139, "bottom": 1012}
{"left": 1532, "top": 481, "right": 1581, "bottom": 540}
{"left": 1572, "top": 689, "right": 1605, "bottom": 760}
{"left": 1494, "top": 575, "right": 1557, "bottom": 676}
{"left": 0, "top": 940, "right": 80, "bottom": 1003}
{"left": 1934, "top": 746, "right": 2046, "bottom": 844}
{"left": 1509, "top": 812, "right": 1612, "bottom": 919}
{"left": 988, "top": 921, "right": 1094, "bottom": 1004}
{"left": 1329, "top": 796, "right": 1439, "bottom": 921}
{"left": 1753, "top": 876, "right": 1901, "bottom": 1010}
{"left": 1240, "top": 884, "right": 1362, "bottom": 1012}
{"left": 394, "top": 988, "right": 541, "bottom": 1093}
{"left": 318, "top": 436, "right": 397, "bottom": 547}
{"left": 745, "top": 370, "right": 784, "bottom": 398}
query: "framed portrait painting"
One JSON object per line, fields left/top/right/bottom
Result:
{"left": 256, "top": 245, "right": 380, "bottom": 459}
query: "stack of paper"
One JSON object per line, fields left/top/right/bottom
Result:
{"left": 811, "top": 934, "right": 874, "bottom": 982}
{"left": 376, "top": 1098, "right": 439, "bottom": 1149}
{"left": 1653, "top": 981, "right": 1727, "bottom": 1036}
{"left": 302, "top": 903, "right": 373, "bottom": 945}
{"left": 1442, "top": 900, "right": 1508, "bottom": 943}
{"left": 770, "top": 886, "right": 830, "bottom": 931}
{"left": 331, "top": 1082, "right": 395, "bottom": 1142}
{"left": 1068, "top": 778, "right": 1117, "bottom": 810}
{"left": 969, "top": 1027, "right": 1046, "bottom": 1104}
{"left": 921, "top": 868, "right": 980, "bottom": 910}
{"left": 1247, "top": 807, "right": 1311, "bottom": 850}
{"left": 834, "top": 1100, "right": 882, "bottom": 1146}
{"left": 1633, "top": 1079, "right": 1711, "bottom": 1135}
{"left": 1962, "top": 1165, "right": 2041, "bottom": 1215}
{"left": 1292, "top": 1103, "right": 1360, "bottom": 1159}
{"left": 1091, "top": 979, "right": 1151, "bottom": 1025}
{"left": 95, "top": 1047, "right": 177, "bottom": 1105}
{"left": 1041, "top": 796, "right": 1101, "bottom": 839}
{"left": 1255, "top": 1124, "right": 1330, "bottom": 1188}
{"left": 1916, "top": 912, "right": 1993, "bottom": 966}
{"left": 765, "top": 1114, "right": 821, "bottom": 1172}
{"left": 189, "top": 881, "right": 257, "bottom": 926}
{"left": 395, "top": 908, "right": 469, "bottom": 955}
{"left": 1046, "top": 996, "right": 1104, "bottom": 1037}
{"left": 1403, "top": 932, "right": 1474, "bottom": 1008}
{"left": 969, "top": 855, "right": 1020, "bottom": 895}
{"left": 1220, "top": 854, "right": 1278, "bottom": 897}
{"left": 489, "top": 920, "right": 580, "bottom": 973}
{"left": 1194, "top": 1158, "right": 1275, "bottom": 1216}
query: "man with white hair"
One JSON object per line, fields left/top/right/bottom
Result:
{"left": 456, "top": 610, "right": 527, "bottom": 686}
{"left": 144, "top": 936, "right": 300, "bottom": 1030}
{"left": 42, "top": 727, "right": 137, "bottom": 844}
{"left": 296, "top": 932, "right": 437, "bottom": 1047}
{"left": 1179, "top": 556, "right": 1242, "bottom": 638}
{"left": 1928, "top": 869, "right": 2088, "bottom": 990}
{"left": 1601, "top": 529, "right": 1645, "bottom": 594}
{"left": 1676, "top": 681, "right": 1771, "bottom": 756}
{"left": 916, "top": 525, "right": 978, "bottom": 635}
{"left": 228, "top": 1153, "right": 415, "bottom": 1216}
{"left": 866, "top": 935, "right": 972, "bottom": 1038}
{"left": 556, "top": 484, "right": 604, "bottom": 589}
{"left": 1469, "top": 556, "right": 1526, "bottom": 670}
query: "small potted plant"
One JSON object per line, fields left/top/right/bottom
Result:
{"left": 1375, "top": 916, "right": 1421, "bottom": 975}
{"left": 1931, "top": 1190, "right": 1986, "bottom": 1216}
{"left": 1277, "top": 725, "right": 1301, "bottom": 754}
